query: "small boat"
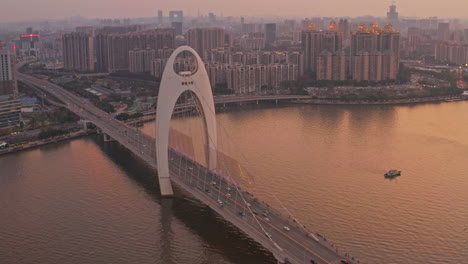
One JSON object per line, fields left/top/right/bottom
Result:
{"left": 384, "top": 169, "right": 401, "bottom": 177}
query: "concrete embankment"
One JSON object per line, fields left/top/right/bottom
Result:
{"left": 289, "top": 96, "right": 468, "bottom": 105}
{"left": 0, "top": 130, "right": 96, "bottom": 156}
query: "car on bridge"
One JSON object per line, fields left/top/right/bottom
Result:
{"left": 283, "top": 226, "right": 291, "bottom": 231}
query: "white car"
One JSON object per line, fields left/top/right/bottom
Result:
{"left": 217, "top": 199, "right": 223, "bottom": 205}
{"left": 246, "top": 202, "right": 251, "bottom": 207}
{"left": 283, "top": 226, "right": 291, "bottom": 231}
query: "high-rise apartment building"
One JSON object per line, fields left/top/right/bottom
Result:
{"left": 129, "top": 48, "right": 156, "bottom": 73}
{"left": 62, "top": 32, "right": 95, "bottom": 72}
{"left": 97, "top": 28, "right": 175, "bottom": 72}
{"left": 350, "top": 24, "right": 400, "bottom": 81}
{"left": 0, "top": 96, "right": 21, "bottom": 128}
{"left": 0, "top": 50, "right": 13, "bottom": 90}
{"left": 188, "top": 28, "right": 225, "bottom": 59}
{"left": 226, "top": 63, "right": 297, "bottom": 94}
{"left": 265, "top": 23, "right": 277, "bottom": 46}
{"left": 435, "top": 43, "right": 468, "bottom": 65}
{"left": 437, "top": 22, "right": 450, "bottom": 42}
{"left": 302, "top": 22, "right": 343, "bottom": 75}
{"left": 316, "top": 51, "right": 346, "bottom": 81}
{"left": 286, "top": 51, "right": 305, "bottom": 77}
{"left": 172, "top": 22, "right": 183, "bottom": 35}
{"left": 338, "top": 19, "right": 350, "bottom": 40}
{"left": 95, "top": 26, "right": 135, "bottom": 72}
{"left": 0, "top": 49, "right": 20, "bottom": 128}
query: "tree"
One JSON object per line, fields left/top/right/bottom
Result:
{"left": 30, "top": 116, "right": 37, "bottom": 129}
{"left": 213, "top": 83, "right": 234, "bottom": 95}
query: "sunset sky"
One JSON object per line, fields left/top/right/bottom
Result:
{"left": 1, "top": 0, "right": 467, "bottom": 22}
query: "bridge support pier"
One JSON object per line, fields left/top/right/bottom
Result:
{"left": 103, "top": 133, "right": 114, "bottom": 142}
{"left": 79, "top": 120, "right": 91, "bottom": 131}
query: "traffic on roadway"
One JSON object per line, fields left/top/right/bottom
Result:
{"left": 16, "top": 70, "right": 361, "bottom": 264}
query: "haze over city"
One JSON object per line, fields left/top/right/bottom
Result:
{"left": 1, "top": 0, "right": 468, "bottom": 22}
{"left": 1, "top": 1, "right": 467, "bottom": 264}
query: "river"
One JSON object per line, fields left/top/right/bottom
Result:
{"left": 1, "top": 102, "right": 467, "bottom": 264}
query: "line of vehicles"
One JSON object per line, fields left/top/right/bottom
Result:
{"left": 0, "top": 142, "right": 9, "bottom": 150}
{"left": 174, "top": 153, "right": 360, "bottom": 264}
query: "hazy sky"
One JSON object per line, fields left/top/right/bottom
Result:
{"left": 1, "top": 0, "right": 467, "bottom": 22}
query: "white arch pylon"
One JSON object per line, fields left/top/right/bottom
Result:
{"left": 156, "top": 46, "right": 217, "bottom": 197}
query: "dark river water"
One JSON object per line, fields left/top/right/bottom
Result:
{"left": 1, "top": 102, "right": 467, "bottom": 264}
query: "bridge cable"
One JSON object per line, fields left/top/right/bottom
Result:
{"left": 184, "top": 76, "right": 281, "bottom": 245}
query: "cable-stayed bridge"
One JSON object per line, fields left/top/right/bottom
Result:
{"left": 16, "top": 47, "right": 363, "bottom": 264}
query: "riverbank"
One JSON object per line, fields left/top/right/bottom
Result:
{"left": 0, "top": 129, "right": 96, "bottom": 156}
{"left": 290, "top": 95, "right": 468, "bottom": 105}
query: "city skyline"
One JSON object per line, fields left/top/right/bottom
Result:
{"left": 1, "top": 0, "right": 468, "bottom": 23}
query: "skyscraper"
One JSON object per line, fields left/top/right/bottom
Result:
{"left": 387, "top": 3, "right": 399, "bottom": 20}
{"left": 62, "top": 32, "right": 95, "bottom": 72}
{"left": 158, "top": 10, "right": 163, "bottom": 24}
{"left": 169, "top": 10, "right": 183, "bottom": 23}
{"left": 18, "top": 29, "right": 40, "bottom": 57}
{"left": 265, "top": 23, "right": 277, "bottom": 46}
